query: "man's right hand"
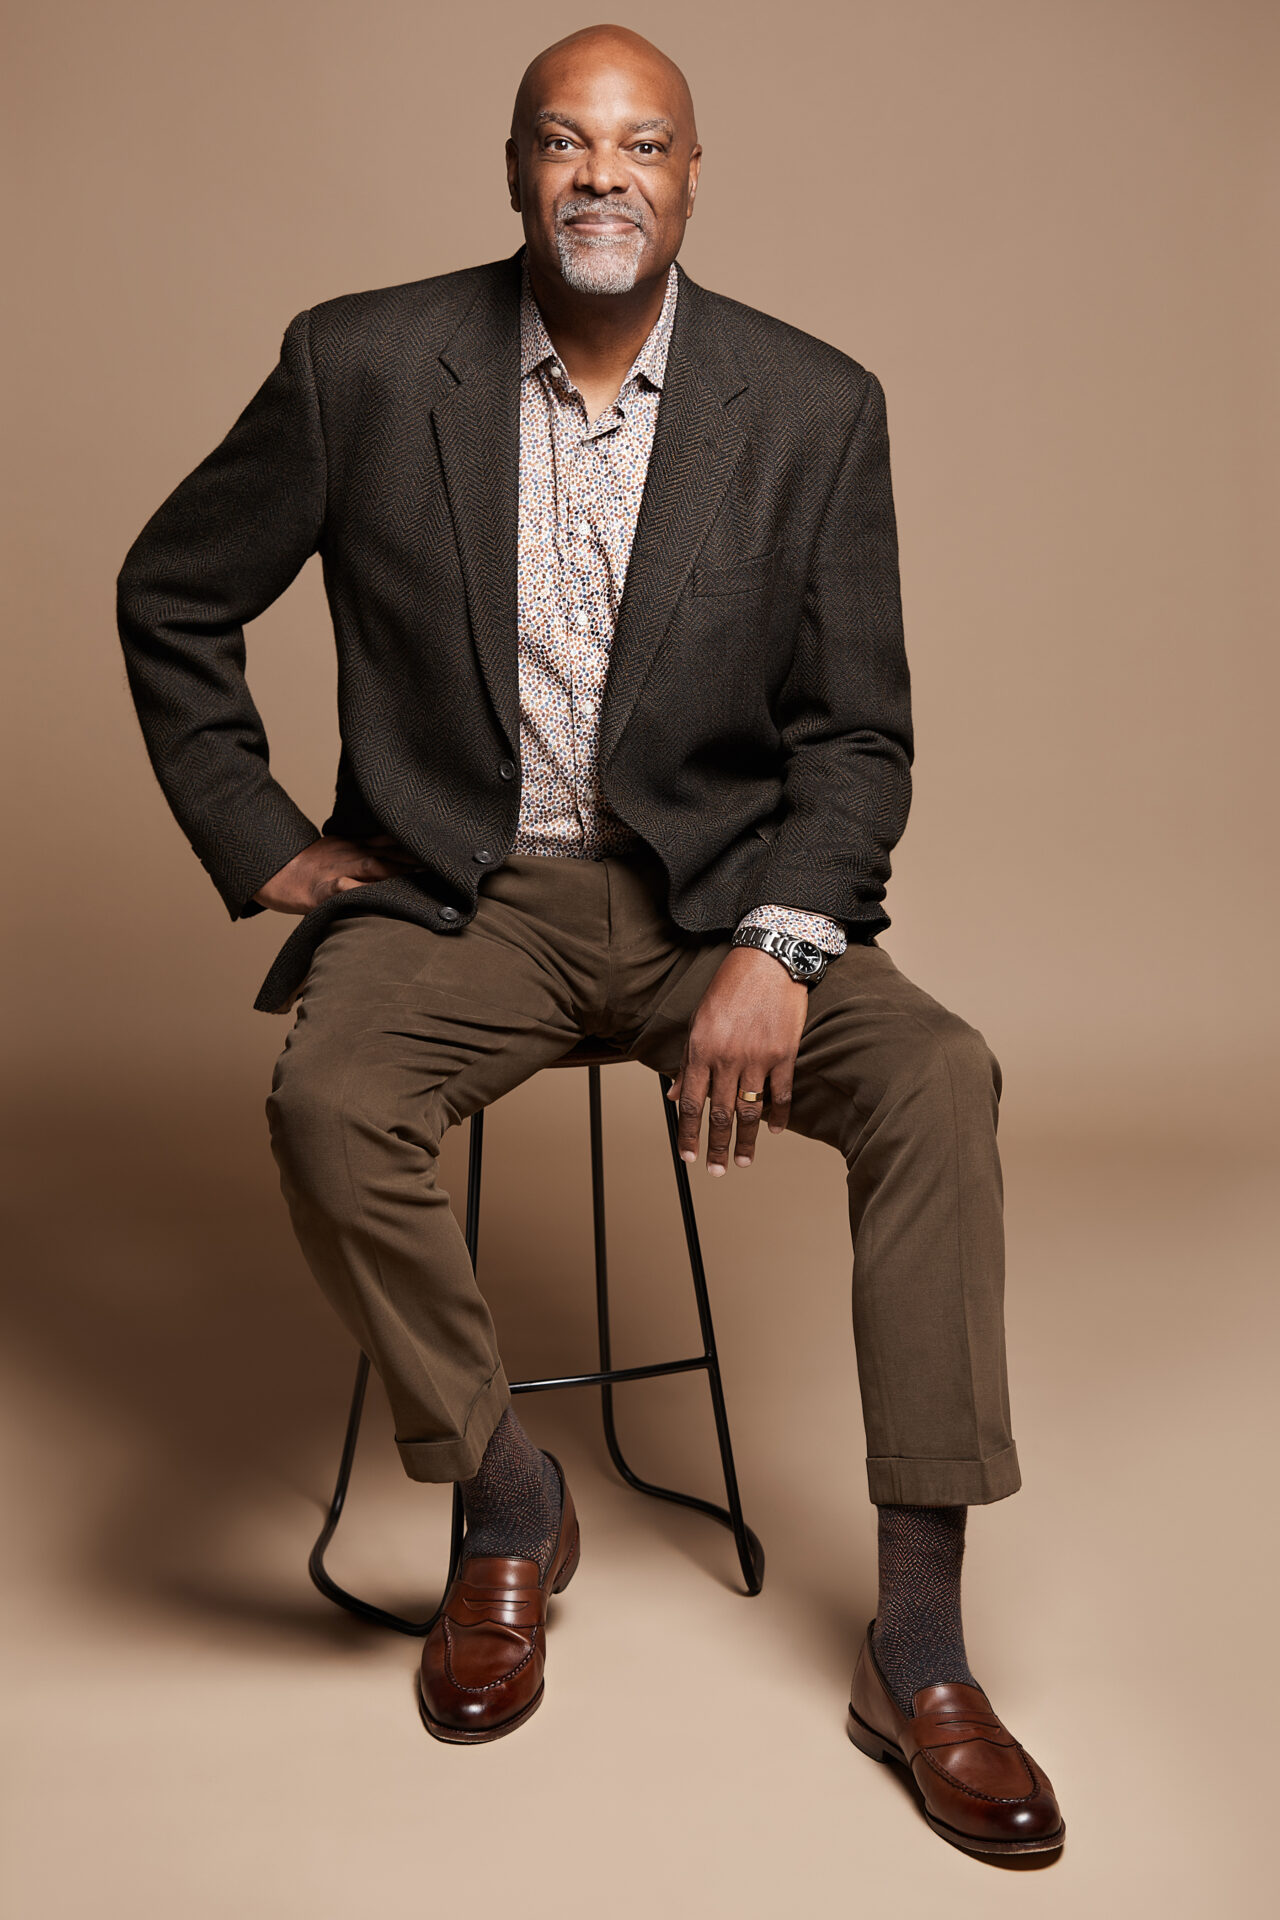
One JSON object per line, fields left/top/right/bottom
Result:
{"left": 252, "top": 834, "right": 423, "bottom": 914}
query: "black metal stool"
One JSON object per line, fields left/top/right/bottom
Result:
{"left": 308, "top": 1040, "right": 765, "bottom": 1634}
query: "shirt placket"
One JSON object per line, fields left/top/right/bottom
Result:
{"left": 566, "top": 397, "right": 596, "bottom": 854}
{"left": 560, "top": 380, "right": 615, "bottom": 858}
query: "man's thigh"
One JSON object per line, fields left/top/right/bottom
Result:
{"left": 627, "top": 936, "right": 996, "bottom": 1137}
{"left": 625, "top": 934, "right": 731, "bottom": 1078}
{"left": 270, "top": 889, "right": 593, "bottom": 1141}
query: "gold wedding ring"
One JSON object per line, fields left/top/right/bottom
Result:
{"left": 738, "top": 1089, "right": 763, "bottom": 1103}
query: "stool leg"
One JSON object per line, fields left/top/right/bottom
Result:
{"left": 591, "top": 1065, "right": 764, "bottom": 1596}
{"left": 307, "top": 1347, "right": 372, "bottom": 1608}
{"left": 658, "top": 1075, "right": 765, "bottom": 1595}
{"left": 305, "top": 1114, "right": 481, "bottom": 1635}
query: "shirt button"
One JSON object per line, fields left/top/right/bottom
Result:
{"left": 498, "top": 759, "right": 515, "bottom": 780}
{"left": 573, "top": 611, "right": 588, "bottom": 628}
{"left": 473, "top": 849, "right": 493, "bottom": 864}
{"left": 439, "top": 906, "right": 459, "bottom": 923}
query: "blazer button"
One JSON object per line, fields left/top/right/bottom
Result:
{"left": 498, "top": 759, "right": 516, "bottom": 780}
{"left": 473, "top": 849, "right": 493, "bottom": 865}
{"left": 439, "top": 906, "right": 459, "bottom": 923}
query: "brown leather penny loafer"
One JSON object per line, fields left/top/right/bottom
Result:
{"left": 848, "top": 1621, "right": 1065, "bottom": 1857}
{"left": 418, "top": 1453, "right": 579, "bottom": 1744}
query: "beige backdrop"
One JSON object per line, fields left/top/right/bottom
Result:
{"left": 3, "top": 2, "right": 1276, "bottom": 1914}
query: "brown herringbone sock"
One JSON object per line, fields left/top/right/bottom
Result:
{"left": 458, "top": 1407, "right": 562, "bottom": 1576}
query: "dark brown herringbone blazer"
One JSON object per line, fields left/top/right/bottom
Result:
{"left": 117, "top": 249, "right": 912, "bottom": 1013}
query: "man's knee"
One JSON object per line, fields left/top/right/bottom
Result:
{"left": 809, "top": 1008, "right": 1001, "bottom": 1162}
{"left": 267, "top": 1031, "right": 446, "bottom": 1171}
{"left": 267, "top": 1033, "right": 405, "bottom": 1188}
{"left": 899, "top": 1013, "right": 1001, "bottom": 1123}
{"left": 265, "top": 1039, "right": 352, "bottom": 1181}
{"left": 939, "top": 1013, "right": 1000, "bottom": 1095}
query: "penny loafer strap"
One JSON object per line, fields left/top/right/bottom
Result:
{"left": 446, "top": 1584, "right": 545, "bottom": 1629}
{"left": 901, "top": 1711, "right": 1018, "bottom": 1762}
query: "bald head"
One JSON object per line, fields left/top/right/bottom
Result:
{"left": 506, "top": 24, "right": 702, "bottom": 304}
{"left": 512, "top": 24, "right": 697, "bottom": 151}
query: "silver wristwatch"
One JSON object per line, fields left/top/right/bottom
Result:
{"left": 730, "top": 925, "right": 830, "bottom": 986}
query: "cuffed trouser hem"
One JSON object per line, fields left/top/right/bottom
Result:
{"left": 395, "top": 1367, "right": 511, "bottom": 1483}
{"left": 865, "top": 1442, "right": 1021, "bottom": 1507}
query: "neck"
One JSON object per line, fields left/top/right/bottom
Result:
{"left": 525, "top": 257, "right": 670, "bottom": 390}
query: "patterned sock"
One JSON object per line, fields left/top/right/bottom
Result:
{"left": 458, "top": 1407, "right": 563, "bottom": 1577}
{"left": 872, "top": 1504, "right": 978, "bottom": 1714}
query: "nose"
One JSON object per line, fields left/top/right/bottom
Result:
{"left": 572, "top": 144, "right": 630, "bottom": 197}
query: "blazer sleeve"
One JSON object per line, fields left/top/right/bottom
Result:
{"left": 116, "top": 310, "right": 327, "bottom": 920}
{"left": 752, "top": 369, "right": 914, "bottom": 933}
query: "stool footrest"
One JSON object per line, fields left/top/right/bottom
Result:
{"left": 509, "top": 1354, "right": 709, "bottom": 1394}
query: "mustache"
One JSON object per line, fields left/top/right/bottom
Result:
{"left": 556, "top": 198, "right": 647, "bottom": 233}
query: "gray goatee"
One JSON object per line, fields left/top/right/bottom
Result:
{"left": 555, "top": 199, "right": 647, "bottom": 295}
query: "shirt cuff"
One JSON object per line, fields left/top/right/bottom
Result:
{"left": 735, "top": 903, "right": 848, "bottom": 956}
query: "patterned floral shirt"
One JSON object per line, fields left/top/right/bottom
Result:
{"left": 512, "top": 259, "right": 846, "bottom": 958}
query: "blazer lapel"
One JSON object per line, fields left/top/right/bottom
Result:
{"left": 431, "top": 254, "right": 523, "bottom": 753}
{"left": 600, "top": 269, "right": 749, "bottom": 766}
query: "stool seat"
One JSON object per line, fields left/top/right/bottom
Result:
{"left": 547, "top": 1037, "right": 633, "bottom": 1069}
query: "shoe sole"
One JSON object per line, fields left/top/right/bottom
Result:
{"left": 847, "top": 1705, "right": 1066, "bottom": 1857}
{"left": 418, "top": 1518, "right": 581, "bottom": 1747}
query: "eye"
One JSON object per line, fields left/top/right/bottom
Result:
{"left": 544, "top": 137, "right": 576, "bottom": 152}
{"left": 632, "top": 142, "right": 664, "bottom": 156}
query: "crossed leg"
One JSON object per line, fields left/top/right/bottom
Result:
{"left": 265, "top": 900, "right": 585, "bottom": 1481}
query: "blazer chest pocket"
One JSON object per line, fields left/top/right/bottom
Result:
{"left": 690, "top": 549, "right": 778, "bottom": 596}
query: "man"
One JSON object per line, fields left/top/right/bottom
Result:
{"left": 117, "top": 23, "right": 1063, "bottom": 1856}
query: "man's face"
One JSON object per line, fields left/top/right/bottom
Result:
{"left": 507, "top": 51, "right": 700, "bottom": 297}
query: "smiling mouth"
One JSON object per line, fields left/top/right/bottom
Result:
{"left": 564, "top": 219, "right": 640, "bottom": 241}
{"left": 563, "top": 214, "right": 642, "bottom": 234}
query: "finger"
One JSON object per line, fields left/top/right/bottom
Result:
{"left": 766, "top": 1062, "right": 795, "bottom": 1135}
{"left": 330, "top": 865, "right": 392, "bottom": 897}
{"left": 666, "top": 1037, "right": 690, "bottom": 1106}
{"left": 356, "top": 836, "right": 420, "bottom": 865}
{"left": 733, "top": 1065, "right": 769, "bottom": 1167}
{"left": 705, "top": 1065, "right": 738, "bottom": 1176}
{"left": 676, "top": 1057, "right": 709, "bottom": 1164}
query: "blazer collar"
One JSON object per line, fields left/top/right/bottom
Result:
{"left": 437, "top": 249, "right": 524, "bottom": 384}
{"left": 665, "top": 259, "right": 749, "bottom": 404}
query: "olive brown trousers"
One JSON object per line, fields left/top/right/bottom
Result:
{"left": 266, "top": 850, "right": 1020, "bottom": 1508}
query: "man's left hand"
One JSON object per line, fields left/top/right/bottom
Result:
{"left": 667, "top": 947, "right": 809, "bottom": 1174}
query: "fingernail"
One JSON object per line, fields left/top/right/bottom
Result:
{"left": 680, "top": 1151, "right": 696, "bottom": 1163}
{"left": 708, "top": 1163, "right": 724, "bottom": 1177}
{"left": 734, "top": 1156, "right": 751, "bottom": 1167}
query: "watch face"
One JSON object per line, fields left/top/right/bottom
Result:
{"left": 791, "top": 940, "right": 824, "bottom": 976}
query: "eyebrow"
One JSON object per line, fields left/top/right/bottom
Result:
{"left": 533, "top": 111, "right": 676, "bottom": 139}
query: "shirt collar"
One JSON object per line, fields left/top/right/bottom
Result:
{"left": 519, "top": 256, "right": 679, "bottom": 393}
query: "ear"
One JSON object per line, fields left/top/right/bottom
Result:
{"left": 686, "top": 145, "right": 702, "bottom": 219}
{"left": 505, "top": 137, "right": 521, "bottom": 212}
